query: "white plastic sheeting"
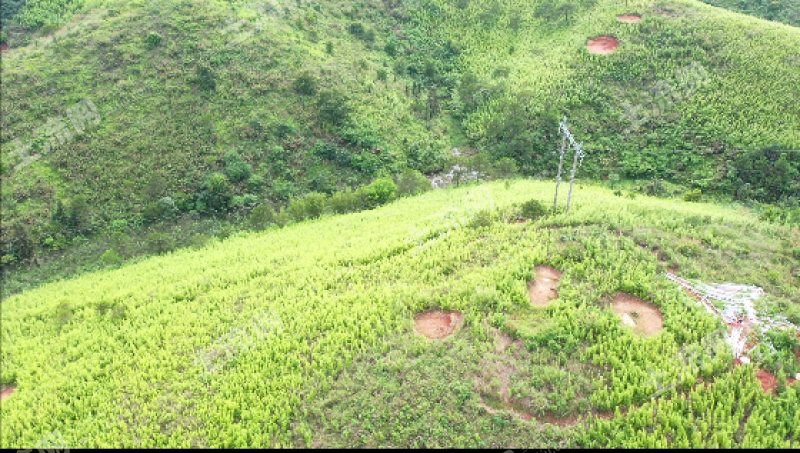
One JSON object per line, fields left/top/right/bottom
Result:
{"left": 665, "top": 272, "right": 798, "bottom": 360}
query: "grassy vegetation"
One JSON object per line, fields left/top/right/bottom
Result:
{"left": 2, "top": 0, "right": 800, "bottom": 284}
{"left": 2, "top": 180, "right": 798, "bottom": 447}
{"left": 698, "top": 0, "right": 800, "bottom": 26}
{"left": 1, "top": 1, "right": 799, "bottom": 446}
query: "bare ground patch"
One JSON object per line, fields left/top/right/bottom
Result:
{"left": 617, "top": 15, "right": 642, "bottom": 23}
{"left": 611, "top": 292, "right": 664, "bottom": 337}
{"left": 587, "top": 36, "right": 619, "bottom": 54}
{"left": 414, "top": 310, "right": 464, "bottom": 339}
{"left": 1, "top": 385, "right": 16, "bottom": 400}
{"left": 528, "top": 266, "right": 563, "bottom": 307}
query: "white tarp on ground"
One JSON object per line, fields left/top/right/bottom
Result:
{"left": 664, "top": 272, "right": 798, "bottom": 360}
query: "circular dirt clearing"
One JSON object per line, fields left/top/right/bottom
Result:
{"left": 528, "top": 265, "right": 563, "bottom": 307}
{"left": 611, "top": 292, "right": 663, "bottom": 336}
{"left": 414, "top": 310, "right": 464, "bottom": 339}
{"left": 617, "top": 15, "right": 641, "bottom": 23}
{"left": 1, "top": 385, "right": 16, "bottom": 400}
{"left": 587, "top": 36, "right": 619, "bottom": 54}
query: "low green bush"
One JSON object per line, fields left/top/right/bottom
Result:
{"left": 683, "top": 189, "right": 702, "bottom": 202}
{"left": 519, "top": 198, "right": 548, "bottom": 220}
{"left": 100, "top": 249, "right": 123, "bottom": 266}
{"left": 146, "top": 32, "right": 162, "bottom": 49}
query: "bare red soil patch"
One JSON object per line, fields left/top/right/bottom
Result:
{"left": 528, "top": 266, "right": 562, "bottom": 307}
{"left": 611, "top": 292, "right": 664, "bottom": 337}
{"left": 587, "top": 36, "right": 619, "bottom": 54}
{"left": 1, "top": 385, "right": 16, "bottom": 400}
{"left": 755, "top": 369, "right": 778, "bottom": 395}
{"left": 414, "top": 310, "right": 463, "bottom": 339}
{"left": 617, "top": 15, "right": 642, "bottom": 23}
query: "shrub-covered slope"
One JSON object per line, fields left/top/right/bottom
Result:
{"left": 1, "top": 180, "right": 799, "bottom": 447}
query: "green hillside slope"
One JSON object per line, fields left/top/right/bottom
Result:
{"left": 2, "top": 0, "right": 800, "bottom": 276}
{"left": 413, "top": 0, "right": 800, "bottom": 184}
{"left": 699, "top": 0, "right": 800, "bottom": 27}
{"left": 2, "top": 180, "right": 799, "bottom": 447}
{"left": 3, "top": 0, "right": 800, "bottom": 280}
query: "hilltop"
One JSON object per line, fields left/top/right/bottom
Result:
{"left": 1, "top": 180, "right": 799, "bottom": 447}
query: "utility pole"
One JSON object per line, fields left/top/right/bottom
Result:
{"left": 553, "top": 116, "right": 567, "bottom": 210}
{"left": 554, "top": 117, "right": 585, "bottom": 214}
{"left": 565, "top": 140, "right": 582, "bottom": 213}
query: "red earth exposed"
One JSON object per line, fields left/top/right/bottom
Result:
{"left": 617, "top": 15, "right": 642, "bottom": 23}
{"left": 414, "top": 310, "right": 463, "bottom": 339}
{"left": 587, "top": 36, "right": 619, "bottom": 54}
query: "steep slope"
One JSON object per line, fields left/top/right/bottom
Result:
{"left": 411, "top": 0, "right": 800, "bottom": 188}
{"left": 698, "top": 0, "right": 800, "bottom": 27}
{"left": 2, "top": 0, "right": 800, "bottom": 283}
{"left": 2, "top": 180, "right": 799, "bottom": 447}
{"left": 1, "top": 0, "right": 454, "bottom": 263}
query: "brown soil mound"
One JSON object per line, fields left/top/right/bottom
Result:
{"left": 414, "top": 310, "right": 464, "bottom": 339}
{"left": 756, "top": 369, "right": 777, "bottom": 395}
{"left": 611, "top": 292, "right": 664, "bottom": 336}
{"left": 617, "top": 15, "right": 642, "bottom": 23}
{"left": 587, "top": 36, "right": 619, "bottom": 54}
{"left": 528, "top": 265, "right": 562, "bottom": 307}
{"left": 1, "top": 385, "right": 16, "bottom": 400}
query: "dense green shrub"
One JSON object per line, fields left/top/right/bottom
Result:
{"left": 683, "top": 189, "right": 702, "bottom": 202}
{"left": 142, "top": 201, "right": 165, "bottom": 223}
{"left": 225, "top": 160, "right": 253, "bottom": 183}
{"left": 317, "top": 90, "right": 351, "bottom": 127}
{"left": 294, "top": 71, "right": 318, "bottom": 96}
{"left": 191, "top": 233, "right": 210, "bottom": 249}
{"left": 469, "top": 208, "right": 496, "bottom": 229}
{"left": 100, "top": 249, "right": 123, "bottom": 266}
{"left": 39, "top": 24, "right": 59, "bottom": 36}
{"left": 329, "top": 190, "right": 356, "bottom": 214}
{"left": 519, "top": 199, "right": 548, "bottom": 220}
{"left": 193, "top": 62, "right": 217, "bottom": 91}
{"left": 310, "top": 170, "right": 335, "bottom": 194}
{"left": 288, "top": 197, "right": 308, "bottom": 222}
{"left": 247, "top": 205, "right": 275, "bottom": 231}
{"left": 173, "top": 192, "right": 195, "bottom": 212}
{"left": 361, "top": 177, "right": 397, "bottom": 208}
{"left": 643, "top": 179, "right": 667, "bottom": 197}
{"left": 405, "top": 140, "right": 446, "bottom": 174}
{"left": 304, "top": 192, "right": 328, "bottom": 219}
{"left": 384, "top": 41, "right": 397, "bottom": 57}
{"left": 145, "top": 231, "right": 174, "bottom": 254}
{"left": 197, "top": 173, "right": 233, "bottom": 213}
{"left": 66, "top": 195, "right": 92, "bottom": 235}
{"left": 247, "top": 174, "right": 265, "bottom": 193}
{"left": 274, "top": 209, "right": 291, "bottom": 228}
{"left": 492, "top": 157, "right": 519, "bottom": 179}
{"left": 313, "top": 141, "right": 352, "bottom": 167}
{"left": 394, "top": 168, "right": 431, "bottom": 197}
{"left": 271, "top": 178, "right": 296, "bottom": 201}
{"left": 146, "top": 32, "right": 162, "bottom": 49}
{"left": 348, "top": 22, "right": 365, "bottom": 37}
